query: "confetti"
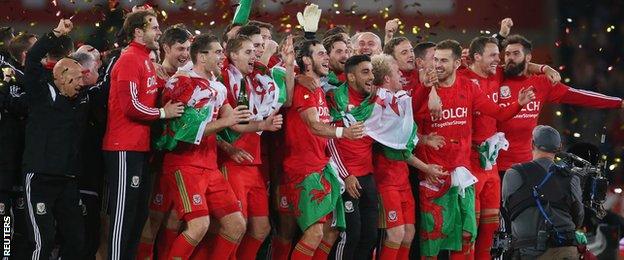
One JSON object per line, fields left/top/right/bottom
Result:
{"left": 210, "top": 21, "right": 215, "bottom": 26}
{"left": 424, "top": 22, "right": 430, "bottom": 28}
{"left": 161, "top": 10, "right": 168, "bottom": 19}
{"left": 95, "top": 22, "right": 100, "bottom": 27}
{"left": 566, "top": 18, "right": 573, "bottom": 22}
{"left": 616, "top": 158, "right": 621, "bottom": 163}
{"left": 195, "top": 30, "right": 200, "bottom": 35}
{"left": 610, "top": 164, "right": 617, "bottom": 170}
{"left": 467, "top": 7, "right": 472, "bottom": 12}
{"left": 616, "top": 188, "right": 622, "bottom": 194}
{"left": 333, "top": 3, "right": 339, "bottom": 8}
{"left": 555, "top": 111, "right": 562, "bottom": 116}
{"left": 573, "top": 132, "right": 581, "bottom": 138}
{"left": 412, "top": 26, "right": 420, "bottom": 34}
{"left": 608, "top": 66, "right": 613, "bottom": 71}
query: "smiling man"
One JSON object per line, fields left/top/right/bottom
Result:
{"left": 160, "top": 24, "right": 192, "bottom": 76}
{"left": 383, "top": 37, "right": 416, "bottom": 92}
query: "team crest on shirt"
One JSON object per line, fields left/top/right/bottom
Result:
{"left": 153, "top": 194, "right": 163, "bottom": 206}
{"left": 0, "top": 203, "right": 5, "bottom": 215}
{"left": 304, "top": 94, "right": 310, "bottom": 100}
{"left": 79, "top": 199, "right": 87, "bottom": 216}
{"left": 192, "top": 194, "right": 202, "bottom": 205}
{"left": 344, "top": 201, "right": 354, "bottom": 213}
{"left": 388, "top": 211, "right": 397, "bottom": 222}
{"left": 36, "top": 203, "right": 46, "bottom": 215}
{"left": 318, "top": 95, "right": 324, "bottom": 105}
{"left": 16, "top": 197, "right": 25, "bottom": 209}
{"left": 500, "top": 86, "right": 511, "bottom": 99}
{"left": 131, "top": 176, "right": 140, "bottom": 188}
{"left": 280, "top": 196, "right": 289, "bottom": 209}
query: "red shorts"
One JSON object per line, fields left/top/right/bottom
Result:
{"left": 149, "top": 171, "right": 172, "bottom": 213}
{"left": 470, "top": 152, "right": 501, "bottom": 214}
{"left": 162, "top": 165, "right": 240, "bottom": 221}
{"left": 378, "top": 187, "right": 416, "bottom": 229}
{"left": 221, "top": 163, "right": 269, "bottom": 217}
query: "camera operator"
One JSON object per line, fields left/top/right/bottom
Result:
{"left": 502, "top": 125, "right": 584, "bottom": 259}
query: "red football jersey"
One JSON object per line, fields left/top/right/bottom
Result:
{"left": 458, "top": 67, "right": 504, "bottom": 144}
{"left": 283, "top": 84, "right": 331, "bottom": 181}
{"left": 497, "top": 74, "right": 622, "bottom": 170}
{"left": 331, "top": 86, "right": 374, "bottom": 178}
{"left": 400, "top": 69, "right": 420, "bottom": 93}
{"left": 413, "top": 76, "right": 522, "bottom": 171}
{"left": 161, "top": 73, "right": 228, "bottom": 170}
{"left": 103, "top": 42, "right": 163, "bottom": 151}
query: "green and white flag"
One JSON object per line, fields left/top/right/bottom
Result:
{"left": 327, "top": 84, "right": 418, "bottom": 160}
{"left": 477, "top": 132, "right": 509, "bottom": 170}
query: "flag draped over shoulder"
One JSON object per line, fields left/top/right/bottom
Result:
{"left": 326, "top": 83, "right": 418, "bottom": 160}
{"left": 217, "top": 62, "right": 285, "bottom": 143}
{"left": 155, "top": 71, "right": 227, "bottom": 151}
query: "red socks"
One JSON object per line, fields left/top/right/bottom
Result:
{"left": 272, "top": 237, "right": 292, "bottom": 260}
{"left": 397, "top": 244, "right": 410, "bottom": 260}
{"left": 474, "top": 215, "right": 499, "bottom": 259}
{"left": 168, "top": 233, "right": 197, "bottom": 259}
{"left": 311, "top": 240, "right": 332, "bottom": 260}
{"left": 157, "top": 228, "right": 178, "bottom": 259}
{"left": 380, "top": 240, "right": 400, "bottom": 260}
{"left": 206, "top": 233, "right": 239, "bottom": 259}
{"left": 237, "top": 235, "right": 264, "bottom": 260}
{"left": 291, "top": 241, "right": 315, "bottom": 260}
{"left": 136, "top": 242, "right": 154, "bottom": 260}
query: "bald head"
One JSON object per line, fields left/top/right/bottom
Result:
{"left": 355, "top": 32, "right": 382, "bottom": 56}
{"left": 76, "top": 45, "right": 101, "bottom": 69}
{"left": 53, "top": 58, "right": 84, "bottom": 98}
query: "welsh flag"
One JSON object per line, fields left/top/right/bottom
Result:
{"left": 290, "top": 162, "right": 346, "bottom": 231}
{"left": 154, "top": 72, "right": 227, "bottom": 151}
{"left": 326, "top": 83, "right": 418, "bottom": 160}
{"left": 217, "top": 62, "right": 285, "bottom": 143}
{"left": 419, "top": 167, "right": 477, "bottom": 256}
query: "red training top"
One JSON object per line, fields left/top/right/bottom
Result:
{"left": 103, "top": 42, "right": 164, "bottom": 152}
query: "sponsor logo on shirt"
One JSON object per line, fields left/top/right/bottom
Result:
{"left": 147, "top": 76, "right": 158, "bottom": 94}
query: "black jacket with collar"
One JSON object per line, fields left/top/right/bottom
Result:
{"left": 22, "top": 32, "right": 89, "bottom": 177}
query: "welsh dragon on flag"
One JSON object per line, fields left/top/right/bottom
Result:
{"left": 217, "top": 61, "right": 286, "bottom": 143}
{"left": 154, "top": 71, "right": 228, "bottom": 151}
{"left": 326, "top": 83, "right": 418, "bottom": 159}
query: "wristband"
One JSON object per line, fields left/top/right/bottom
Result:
{"left": 159, "top": 108, "right": 166, "bottom": 119}
{"left": 335, "top": 127, "right": 344, "bottom": 138}
{"left": 540, "top": 65, "right": 546, "bottom": 73}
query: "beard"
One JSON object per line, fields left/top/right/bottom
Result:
{"left": 312, "top": 63, "right": 328, "bottom": 77}
{"left": 504, "top": 58, "right": 526, "bottom": 77}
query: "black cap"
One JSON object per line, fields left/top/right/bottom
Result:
{"left": 532, "top": 125, "right": 561, "bottom": 153}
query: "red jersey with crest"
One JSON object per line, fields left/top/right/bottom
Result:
{"left": 330, "top": 86, "right": 375, "bottom": 179}
{"left": 497, "top": 74, "right": 622, "bottom": 171}
{"left": 283, "top": 84, "right": 331, "bottom": 181}
{"left": 161, "top": 72, "right": 228, "bottom": 170}
{"left": 457, "top": 67, "right": 504, "bottom": 144}
{"left": 103, "top": 42, "right": 164, "bottom": 151}
{"left": 413, "top": 76, "right": 522, "bottom": 171}
{"left": 400, "top": 69, "right": 420, "bottom": 93}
